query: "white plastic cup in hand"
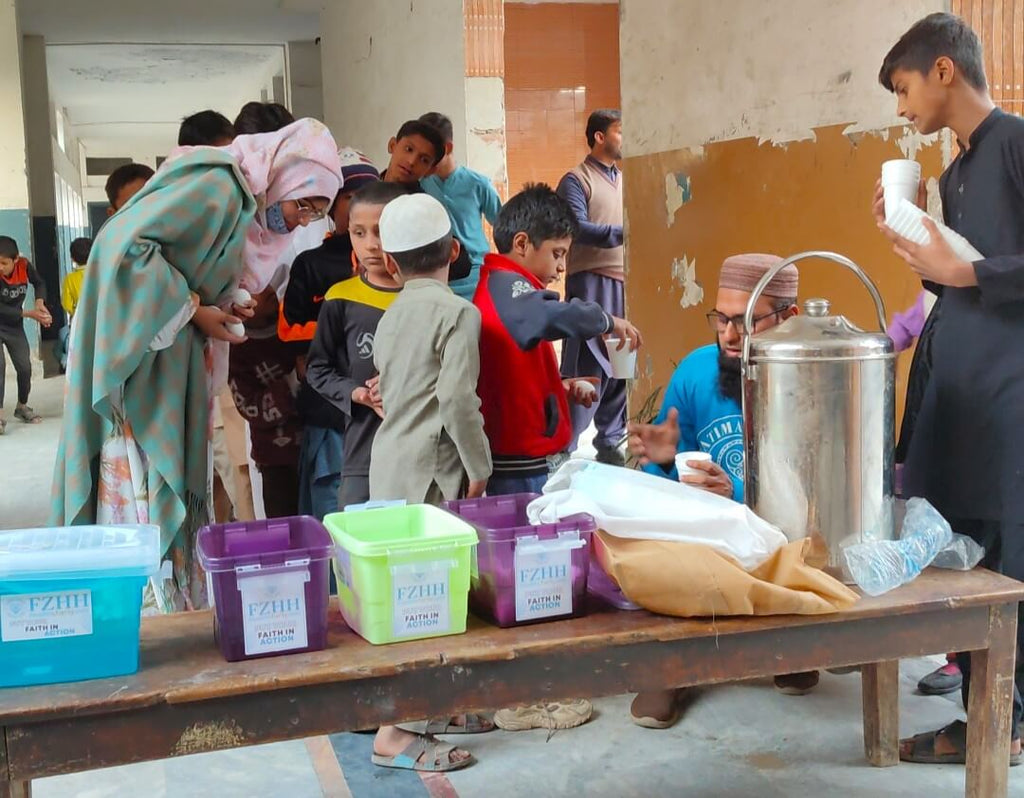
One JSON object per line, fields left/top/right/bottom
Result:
{"left": 605, "top": 337, "right": 637, "bottom": 379}
{"left": 881, "top": 159, "right": 922, "bottom": 221}
{"left": 675, "top": 451, "right": 711, "bottom": 479}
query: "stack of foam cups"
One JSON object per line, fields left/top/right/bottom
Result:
{"left": 881, "top": 159, "right": 922, "bottom": 222}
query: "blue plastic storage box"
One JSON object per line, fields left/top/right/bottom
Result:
{"left": 0, "top": 524, "right": 161, "bottom": 688}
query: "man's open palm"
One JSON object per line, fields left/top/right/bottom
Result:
{"left": 627, "top": 407, "right": 681, "bottom": 466}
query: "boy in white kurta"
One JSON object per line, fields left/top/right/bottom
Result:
{"left": 367, "top": 195, "right": 493, "bottom": 773}
{"left": 369, "top": 194, "right": 492, "bottom": 504}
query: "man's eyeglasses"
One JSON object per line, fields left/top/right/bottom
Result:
{"left": 296, "top": 199, "right": 327, "bottom": 221}
{"left": 705, "top": 309, "right": 785, "bottom": 335}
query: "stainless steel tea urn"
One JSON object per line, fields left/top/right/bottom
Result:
{"left": 741, "top": 251, "right": 896, "bottom": 582}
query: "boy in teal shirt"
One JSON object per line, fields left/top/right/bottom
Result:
{"left": 419, "top": 112, "right": 502, "bottom": 299}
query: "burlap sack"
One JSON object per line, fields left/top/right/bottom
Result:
{"left": 594, "top": 529, "right": 859, "bottom": 616}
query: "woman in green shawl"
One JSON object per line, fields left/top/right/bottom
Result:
{"left": 53, "top": 119, "right": 341, "bottom": 611}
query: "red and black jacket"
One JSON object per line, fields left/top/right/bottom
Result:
{"left": 473, "top": 253, "right": 612, "bottom": 476}
{"left": 0, "top": 257, "right": 46, "bottom": 328}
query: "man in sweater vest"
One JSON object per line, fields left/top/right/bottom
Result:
{"left": 556, "top": 109, "right": 627, "bottom": 465}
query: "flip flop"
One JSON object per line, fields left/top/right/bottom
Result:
{"left": 371, "top": 733, "right": 474, "bottom": 772}
{"left": 900, "top": 720, "right": 1021, "bottom": 766}
{"left": 14, "top": 405, "right": 41, "bottom": 424}
{"left": 0, "top": 418, "right": 6, "bottom": 435}
{"left": 399, "top": 713, "right": 495, "bottom": 735}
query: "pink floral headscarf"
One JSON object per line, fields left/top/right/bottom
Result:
{"left": 165, "top": 117, "right": 342, "bottom": 293}
{"left": 224, "top": 118, "right": 342, "bottom": 292}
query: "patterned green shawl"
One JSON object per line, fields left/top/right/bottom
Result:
{"left": 52, "top": 150, "right": 256, "bottom": 554}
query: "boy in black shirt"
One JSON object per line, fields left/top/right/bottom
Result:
{"left": 0, "top": 236, "right": 51, "bottom": 432}
{"left": 874, "top": 12, "right": 1024, "bottom": 766}
{"left": 306, "top": 181, "right": 407, "bottom": 509}
{"left": 282, "top": 149, "right": 381, "bottom": 518}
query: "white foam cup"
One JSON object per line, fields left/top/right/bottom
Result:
{"left": 675, "top": 451, "right": 712, "bottom": 479}
{"left": 881, "top": 159, "right": 922, "bottom": 221}
{"left": 605, "top": 337, "right": 637, "bottom": 379}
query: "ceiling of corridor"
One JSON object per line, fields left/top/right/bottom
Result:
{"left": 17, "top": 0, "right": 321, "bottom": 151}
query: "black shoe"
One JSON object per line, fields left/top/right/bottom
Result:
{"left": 595, "top": 446, "right": 626, "bottom": 467}
{"left": 917, "top": 662, "right": 963, "bottom": 696}
{"left": 774, "top": 671, "right": 820, "bottom": 695}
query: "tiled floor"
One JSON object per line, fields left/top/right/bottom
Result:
{"left": 31, "top": 662, "right": 1024, "bottom": 797}
{"left": 7, "top": 371, "right": 1024, "bottom": 797}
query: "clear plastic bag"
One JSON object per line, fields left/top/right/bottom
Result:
{"left": 931, "top": 533, "right": 985, "bottom": 571}
{"left": 843, "top": 498, "right": 953, "bottom": 596}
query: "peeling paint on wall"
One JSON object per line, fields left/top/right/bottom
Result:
{"left": 664, "top": 171, "right": 691, "bottom": 225}
{"left": 671, "top": 255, "right": 704, "bottom": 308}
{"left": 896, "top": 128, "right": 940, "bottom": 159}
{"left": 624, "top": 121, "right": 945, "bottom": 427}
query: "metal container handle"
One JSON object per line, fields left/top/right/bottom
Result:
{"left": 741, "top": 251, "right": 888, "bottom": 368}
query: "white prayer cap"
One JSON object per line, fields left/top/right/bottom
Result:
{"left": 379, "top": 193, "right": 452, "bottom": 253}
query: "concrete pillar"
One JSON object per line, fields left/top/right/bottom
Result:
{"left": 320, "top": 0, "right": 468, "bottom": 167}
{"left": 21, "top": 33, "right": 63, "bottom": 349}
{"left": 464, "top": 0, "right": 506, "bottom": 193}
{"left": 0, "top": 0, "right": 32, "bottom": 262}
{"left": 288, "top": 40, "right": 323, "bottom": 122}
{"left": 618, "top": 0, "right": 946, "bottom": 419}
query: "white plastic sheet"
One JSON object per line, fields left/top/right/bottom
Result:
{"left": 526, "top": 461, "right": 788, "bottom": 571}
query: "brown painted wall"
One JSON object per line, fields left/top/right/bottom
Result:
{"left": 622, "top": 124, "right": 944, "bottom": 423}
{"left": 504, "top": 2, "right": 620, "bottom": 194}
{"left": 953, "top": 0, "right": 1024, "bottom": 116}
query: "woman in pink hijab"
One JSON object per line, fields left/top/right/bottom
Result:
{"left": 55, "top": 118, "right": 341, "bottom": 613}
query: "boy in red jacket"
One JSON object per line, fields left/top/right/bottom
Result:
{"left": 473, "top": 183, "right": 641, "bottom": 496}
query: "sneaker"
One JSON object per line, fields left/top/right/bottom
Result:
{"left": 595, "top": 446, "right": 626, "bottom": 467}
{"left": 917, "top": 661, "right": 963, "bottom": 696}
{"left": 774, "top": 671, "right": 820, "bottom": 695}
{"left": 493, "top": 700, "right": 593, "bottom": 731}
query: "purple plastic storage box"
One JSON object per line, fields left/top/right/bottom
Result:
{"left": 443, "top": 493, "right": 594, "bottom": 627}
{"left": 197, "top": 516, "right": 334, "bottom": 662}
{"left": 587, "top": 550, "right": 643, "bottom": 610}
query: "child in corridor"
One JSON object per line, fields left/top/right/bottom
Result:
{"left": 0, "top": 236, "right": 51, "bottom": 433}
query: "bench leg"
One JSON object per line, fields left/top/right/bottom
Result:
{"left": 861, "top": 659, "right": 899, "bottom": 767}
{"left": 965, "top": 602, "right": 1017, "bottom": 798}
{"left": 0, "top": 781, "right": 31, "bottom": 798}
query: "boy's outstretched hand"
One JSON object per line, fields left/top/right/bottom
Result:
{"left": 609, "top": 317, "right": 642, "bottom": 351}
{"left": 627, "top": 406, "right": 680, "bottom": 467}
{"left": 466, "top": 479, "right": 487, "bottom": 499}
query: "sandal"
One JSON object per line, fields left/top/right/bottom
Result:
{"left": 14, "top": 405, "right": 41, "bottom": 424}
{"left": 0, "top": 418, "right": 5, "bottom": 435}
{"left": 371, "top": 733, "right": 474, "bottom": 772}
{"left": 900, "top": 720, "right": 1022, "bottom": 766}
{"left": 399, "top": 713, "right": 495, "bottom": 735}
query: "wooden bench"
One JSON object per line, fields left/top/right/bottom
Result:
{"left": 1, "top": 567, "right": 1021, "bottom": 798}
